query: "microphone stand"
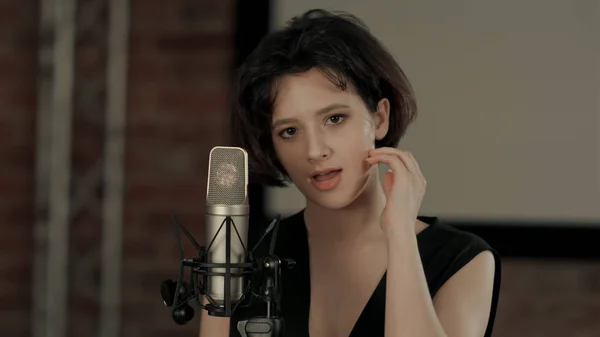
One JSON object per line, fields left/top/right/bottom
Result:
{"left": 160, "top": 213, "right": 294, "bottom": 337}
{"left": 237, "top": 214, "right": 295, "bottom": 337}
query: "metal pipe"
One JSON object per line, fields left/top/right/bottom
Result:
{"left": 44, "top": 0, "right": 77, "bottom": 336}
{"left": 99, "top": 0, "right": 130, "bottom": 336}
{"left": 32, "top": 0, "right": 57, "bottom": 335}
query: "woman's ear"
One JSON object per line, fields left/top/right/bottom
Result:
{"left": 373, "top": 98, "right": 390, "bottom": 141}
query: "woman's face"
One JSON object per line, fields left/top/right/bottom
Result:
{"left": 270, "top": 68, "right": 390, "bottom": 210}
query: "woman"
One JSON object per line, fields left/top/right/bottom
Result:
{"left": 200, "top": 9, "right": 501, "bottom": 337}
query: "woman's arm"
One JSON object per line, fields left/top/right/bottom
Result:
{"left": 431, "top": 250, "right": 496, "bottom": 337}
{"left": 198, "top": 297, "right": 230, "bottom": 337}
{"left": 385, "top": 232, "right": 496, "bottom": 337}
{"left": 366, "top": 147, "right": 496, "bottom": 337}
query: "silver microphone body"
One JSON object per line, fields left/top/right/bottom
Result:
{"left": 204, "top": 146, "right": 249, "bottom": 307}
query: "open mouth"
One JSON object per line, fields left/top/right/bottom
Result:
{"left": 312, "top": 169, "right": 342, "bottom": 181}
{"left": 310, "top": 169, "right": 342, "bottom": 190}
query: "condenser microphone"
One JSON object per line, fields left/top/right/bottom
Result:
{"left": 161, "top": 145, "right": 292, "bottom": 332}
{"left": 204, "top": 146, "right": 250, "bottom": 315}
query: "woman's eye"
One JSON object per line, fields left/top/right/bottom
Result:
{"left": 326, "top": 114, "right": 345, "bottom": 125}
{"left": 279, "top": 127, "right": 297, "bottom": 138}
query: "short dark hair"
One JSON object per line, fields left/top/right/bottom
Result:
{"left": 231, "top": 9, "right": 418, "bottom": 187}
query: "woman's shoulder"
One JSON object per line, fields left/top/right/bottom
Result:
{"left": 417, "top": 216, "right": 495, "bottom": 252}
{"left": 415, "top": 216, "right": 502, "bottom": 297}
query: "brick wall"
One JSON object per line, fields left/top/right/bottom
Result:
{"left": 0, "top": 0, "right": 38, "bottom": 336}
{"left": 1, "top": 1, "right": 599, "bottom": 337}
{"left": 0, "top": 0, "right": 235, "bottom": 336}
{"left": 123, "top": 0, "right": 235, "bottom": 336}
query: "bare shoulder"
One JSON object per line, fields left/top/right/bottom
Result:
{"left": 425, "top": 219, "right": 499, "bottom": 337}
{"left": 433, "top": 250, "right": 496, "bottom": 337}
{"left": 415, "top": 217, "right": 500, "bottom": 337}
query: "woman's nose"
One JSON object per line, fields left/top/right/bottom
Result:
{"left": 306, "top": 130, "right": 331, "bottom": 162}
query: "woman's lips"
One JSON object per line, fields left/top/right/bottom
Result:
{"left": 310, "top": 169, "right": 342, "bottom": 190}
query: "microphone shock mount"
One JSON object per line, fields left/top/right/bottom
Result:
{"left": 160, "top": 214, "right": 294, "bottom": 337}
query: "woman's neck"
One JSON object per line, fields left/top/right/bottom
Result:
{"left": 303, "top": 170, "right": 387, "bottom": 246}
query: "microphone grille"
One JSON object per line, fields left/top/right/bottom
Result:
{"left": 206, "top": 146, "right": 248, "bottom": 206}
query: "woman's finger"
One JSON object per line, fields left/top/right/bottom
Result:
{"left": 368, "top": 148, "right": 419, "bottom": 175}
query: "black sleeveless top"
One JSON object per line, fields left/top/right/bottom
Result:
{"left": 229, "top": 210, "right": 502, "bottom": 337}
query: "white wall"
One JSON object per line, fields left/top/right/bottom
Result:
{"left": 265, "top": 0, "right": 600, "bottom": 223}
